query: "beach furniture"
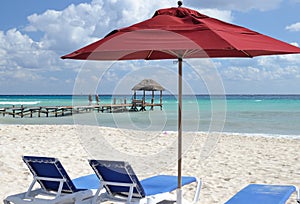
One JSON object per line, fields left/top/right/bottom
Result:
{"left": 89, "top": 159, "right": 201, "bottom": 204}
{"left": 225, "top": 184, "right": 300, "bottom": 204}
{"left": 3, "top": 156, "right": 100, "bottom": 204}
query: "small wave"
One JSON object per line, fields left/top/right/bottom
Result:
{"left": 255, "top": 100, "right": 262, "bottom": 102}
{"left": 219, "top": 131, "right": 300, "bottom": 139}
{"left": 0, "top": 101, "right": 41, "bottom": 105}
{"left": 169, "top": 130, "right": 300, "bottom": 139}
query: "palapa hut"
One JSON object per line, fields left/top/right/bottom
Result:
{"left": 131, "top": 79, "right": 164, "bottom": 111}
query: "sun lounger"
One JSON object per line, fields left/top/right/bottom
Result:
{"left": 225, "top": 184, "right": 300, "bottom": 204}
{"left": 89, "top": 160, "right": 201, "bottom": 204}
{"left": 3, "top": 156, "right": 100, "bottom": 204}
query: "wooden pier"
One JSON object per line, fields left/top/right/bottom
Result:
{"left": 0, "top": 102, "right": 163, "bottom": 118}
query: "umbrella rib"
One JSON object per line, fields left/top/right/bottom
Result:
{"left": 164, "top": 50, "right": 182, "bottom": 58}
{"left": 182, "top": 50, "right": 190, "bottom": 58}
{"left": 146, "top": 50, "right": 154, "bottom": 59}
{"left": 184, "top": 49, "right": 203, "bottom": 57}
{"left": 163, "top": 50, "right": 192, "bottom": 58}
{"left": 163, "top": 49, "right": 204, "bottom": 58}
{"left": 241, "top": 50, "right": 252, "bottom": 57}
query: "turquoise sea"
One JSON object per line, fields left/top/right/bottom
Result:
{"left": 0, "top": 95, "right": 299, "bottom": 137}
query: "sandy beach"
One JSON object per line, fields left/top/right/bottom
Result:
{"left": 1, "top": 124, "right": 300, "bottom": 203}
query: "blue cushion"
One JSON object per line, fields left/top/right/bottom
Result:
{"left": 89, "top": 160, "right": 198, "bottom": 198}
{"left": 225, "top": 184, "right": 297, "bottom": 204}
{"left": 72, "top": 174, "right": 100, "bottom": 190}
{"left": 141, "top": 175, "right": 196, "bottom": 196}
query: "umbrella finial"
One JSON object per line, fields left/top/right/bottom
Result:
{"left": 177, "top": 1, "right": 183, "bottom": 7}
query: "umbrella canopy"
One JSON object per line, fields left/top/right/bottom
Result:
{"left": 132, "top": 79, "right": 165, "bottom": 91}
{"left": 62, "top": 3, "right": 300, "bottom": 203}
{"left": 62, "top": 6, "right": 300, "bottom": 61}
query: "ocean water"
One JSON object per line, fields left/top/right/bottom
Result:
{"left": 0, "top": 94, "right": 299, "bottom": 137}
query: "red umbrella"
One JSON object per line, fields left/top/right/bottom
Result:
{"left": 62, "top": 6, "right": 300, "bottom": 60}
{"left": 62, "top": 2, "right": 300, "bottom": 203}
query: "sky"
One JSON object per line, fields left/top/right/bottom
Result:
{"left": 0, "top": 0, "right": 300, "bottom": 95}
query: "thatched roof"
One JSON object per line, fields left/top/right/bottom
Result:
{"left": 132, "top": 79, "right": 165, "bottom": 91}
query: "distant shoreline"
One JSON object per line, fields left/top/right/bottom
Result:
{"left": 1, "top": 94, "right": 300, "bottom": 96}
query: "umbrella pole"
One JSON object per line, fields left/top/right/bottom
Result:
{"left": 177, "top": 58, "right": 183, "bottom": 204}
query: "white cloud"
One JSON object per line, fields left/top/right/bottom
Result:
{"left": 1, "top": 0, "right": 234, "bottom": 77}
{"left": 25, "top": 3, "right": 101, "bottom": 51}
{"left": 24, "top": 0, "right": 180, "bottom": 51}
{"left": 286, "top": 22, "right": 300, "bottom": 32}
{"left": 222, "top": 66, "right": 260, "bottom": 81}
{"left": 23, "top": 0, "right": 234, "bottom": 52}
{"left": 0, "top": 0, "right": 177, "bottom": 93}
{"left": 289, "top": 0, "right": 300, "bottom": 3}
{"left": 199, "top": 9, "right": 233, "bottom": 22}
{"left": 219, "top": 55, "right": 300, "bottom": 82}
{"left": 0, "top": 0, "right": 299, "bottom": 94}
{"left": 186, "top": 0, "right": 282, "bottom": 11}
{"left": 291, "top": 42, "right": 299, "bottom": 47}
{"left": 0, "top": 29, "right": 59, "bottom": 71}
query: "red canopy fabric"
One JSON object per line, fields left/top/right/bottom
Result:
{"left": 62, "top": 6, "right": 300, "bottom": 60}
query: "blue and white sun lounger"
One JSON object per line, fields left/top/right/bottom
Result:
{"left": 3, "top": 156, "right": 100, "bottom": 204}
{"left": 89, "top": 160, "right": 201, "bottom": 204}
{"left": 225, "top": 184, "right": 300, "bottom": 204}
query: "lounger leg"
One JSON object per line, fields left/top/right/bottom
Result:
{"left": 3, "top": 199, "right": 10, "bottom": 204}
{"left": 146, "top": 197, "right": 156, "bottom": 204}
{"left": 54, "top": 180, "right": 64, "bottom": 198}
{"left": 296, "top": 186, "right": 300, "bottom": 203}
{"left": 24, "top": 177, "right": 38, "bottom": 198}
{"left": 126, "top": 185, "right": 134, "bottom": 204}
{"left": 193, "top": 178, "right": 202, "bottom": 203}
{"left": 177, "top": 188, "right": 182, "bottom": 204}
{"left": 91, "top": 184, "right": 104, "bottom": 204}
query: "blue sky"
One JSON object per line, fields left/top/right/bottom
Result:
{"left": 0, "top": 0, "right": 300, "bottom": 95}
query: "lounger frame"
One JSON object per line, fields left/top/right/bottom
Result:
{"left": 89, "top": 159, "right": 201, "bottom": 204}
{"left": 3, "top": 156, "right": 95, "bottom": 204}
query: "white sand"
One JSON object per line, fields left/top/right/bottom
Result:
{"left": 1, "top": 125, "right": 300, "bottom": 203}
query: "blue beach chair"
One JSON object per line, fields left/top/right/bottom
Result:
{"left": 89, "top": 160, "right": 202, "bottom": 204}
{"left": 225, "top": 184, "right": 300, "bottom": 204}
{"left": 3, "top": 156, "right": 100, "bottom": 204}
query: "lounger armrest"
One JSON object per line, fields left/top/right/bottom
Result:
{"left": 35, "top": 176, "right": 67, "bottom": 182}
{"left": 102, "top": 181, "right": 137, "bottom": 203}
{"left": 30, "top": 176, "right": 67, "bottom": 198}
{"left": 25, "top": 177, "right": 62, "bottom": 199}
{"left": 103, "top": 181, "right": 137, "bottom": 188}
